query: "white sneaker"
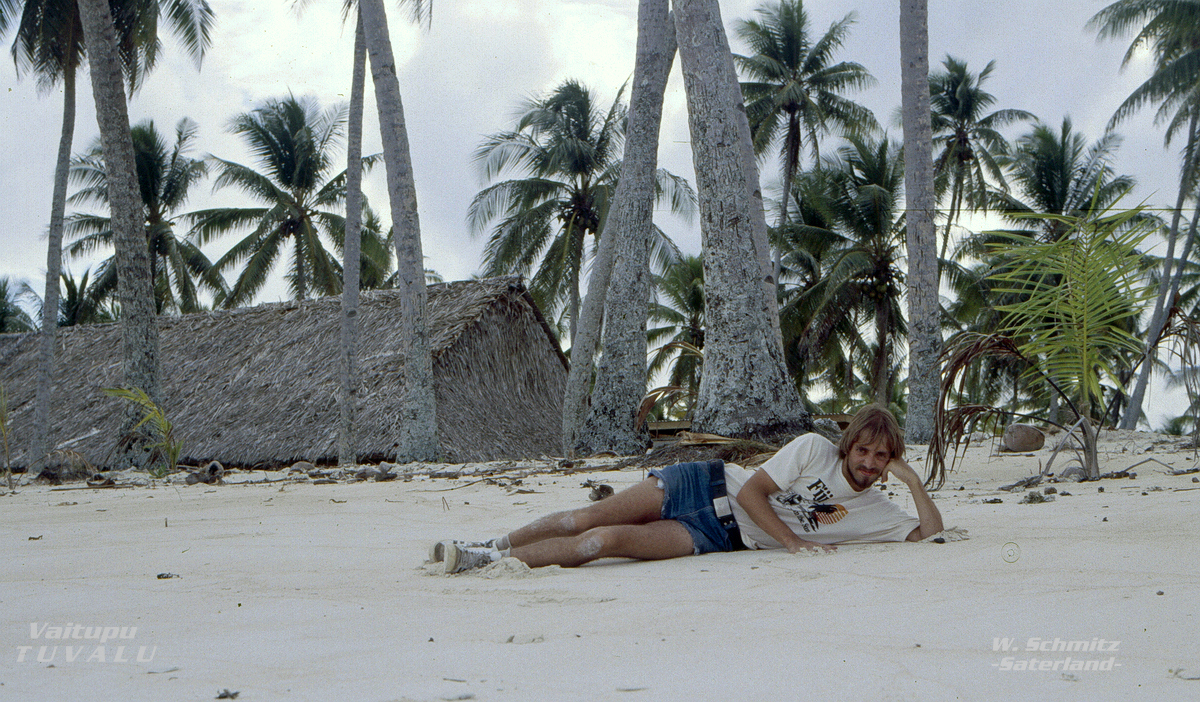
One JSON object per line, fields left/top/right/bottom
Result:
{"left": 444, "top": 544, "right": 495, "bottom": 574}
{"left": 429, "top": 539, "right": 494, "bottom": 562}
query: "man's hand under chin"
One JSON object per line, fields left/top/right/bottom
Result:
{"left": 880, "top": 458, "right": 921, "bottom": 487}
{"left": 880, "top": 458, "right": 945, "bottom": 541}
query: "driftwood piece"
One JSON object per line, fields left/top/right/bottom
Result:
{"left": 999, "top": 474, "right": 1042, "bottom": 492}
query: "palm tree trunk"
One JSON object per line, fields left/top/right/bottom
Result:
{"left": 750, "top": 120, "right": 785, "bottom": 357}
{"left": 1167, "top": 201, "right": 1200, "bottom": 310}
{"left": 774, "top": 116, "right": 801, "bottom": 285}
{"left": 338, "top": 13, "right": 368, "bottom": 468}
{"left": 294, "top": 232, "right": 308, "bottom": 300}
{"left": 567, "top": 223, "right": 582, "bottom": 348}
{"left": 572, "top": 0, "right": 675, "bottom": 456}
{"left": 359, "top": 0, "right": 438, "bottom": 461}
{"left": 1048, "top": 387, "right": 1061, "bottom": 426}
{"left": 899, "top": 0, "right": 941, "bottom": 444}
{"left": 562, "top": 240, "right": 606, "bottom": 457}
{"left": 150, "top": 249, "right": 160, "bottom": 312}
{"left": 940, "top": 172, "right": 964, "bottom": 261}
{"left": 1121, "top": 108, "right": 1200, "bottom": 430}
{"left": 673, "top": 0, "right": 809, "bottom": 440}
{"left": 77, "top": 0, "right": 162, "bottom": 466}
{"left": 31, "top": 65, "right": 76, "bottom": 473}
{"left": 872, "top": 300, "right": 891, "bottom": 406}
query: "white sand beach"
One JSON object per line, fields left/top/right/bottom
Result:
{"left": 3, "top": 432, "right": 1199, "bottom": 701}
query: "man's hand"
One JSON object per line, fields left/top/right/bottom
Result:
{"left": 738, "top": 469, "right": 838, "bottom": 553}
{"left": 784, "top": 537, "right": 837, "bottom": 554}
{"left": 880, "top": 457, "right": 946, "bottom": 542}
{"left": 880, "top": 457, "right": 921, "bottom": 487}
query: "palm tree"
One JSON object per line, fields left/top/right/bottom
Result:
{"left": 75, "top": 0, "right": 171, "bottom": 468}
{"left": 470, "top": 80, "right": 622, "bottom": 340}
{"left": 188, "top": 95, "right": 384, "bottom": 307}
{"left": 2, "top": 0, "right": 213, "bottom": 470}
{"left": 356, "top": 0, "right": 439, "bottom": 461}
{"left": 962, "top": 119, "right": 1137, "bottom": 417}
{"left": 290, "top": 0, "right": 432, "bottom": 465}
{"left": 57, "top": 269, "right": 114, "bottom": 325}
{"left": 1089, "top": 0, "right": 1200, "bottom": 429}
{"left": 331, "top": 203, "right": 395, "bottom": 289}
{"left": 647, "top": 254, "right": 706, "bottom": 417}
{"left": 898, "top": 0, "right": 940, "bottom": 444}
{"left": 2, "top": 270, "right": 114, "bottom": 326}
{"left": 65, "top": 117, "right": 221, "bottom": 314}
{"left": 468, "top": 79, "right": 693, "bottom": 343}
{"left": 674, "top": 0, "right": 809, "bottom": 439}
{"left": 929, "top": 56, "right": 1034, "bottom": 258}
{"left": 987, "top": 118, "right": 1135, "bottom": 240}
{"left": 938, "top": 248, "right": 1029, "bottom": 413}
{"left": 777, "top": 170, "right": 861, "bottom": 403}
{"left": 783, "top": 135, "right": 908, "bottom": 407}
{"left": 0, "top": 277, "right": 35, "bottom": 333}
{"left": 571, "top": 0, "right": 680, "bottom": 456}
{"left": 338, "top": 8, "right": 369, "bottom": 467}
{"left": 734, "top": 0, "right": 876, "bottom": 275}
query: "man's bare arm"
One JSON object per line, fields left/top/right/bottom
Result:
{"left": 736, "top": 469, "right": 836, "bottom": 552}
{"left": 881, "top": 459, "right": 944, "bottom": 541}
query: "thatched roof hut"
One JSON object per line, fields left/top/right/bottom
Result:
{"left": 0, "top": 277, "right": 568, "bottom": 469}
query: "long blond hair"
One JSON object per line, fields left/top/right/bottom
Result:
{"left": 837, "top": 405, "right": 905, "bottom": 461}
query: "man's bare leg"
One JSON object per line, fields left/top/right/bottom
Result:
{"left": 504, "top": 476, "right": 666, "bottom": 548}
{"left": 512, "top": 520, "right": 695, "bottom": 568}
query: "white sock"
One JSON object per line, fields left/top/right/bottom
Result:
{"left": 489, "top": 550, "right": 504, "bottom": 562}
{"left": 493, "top": 534, "right": 511, "bottom": 551}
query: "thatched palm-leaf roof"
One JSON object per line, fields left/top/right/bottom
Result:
{"left": 0, "top": 277, "right": 568, "bottom": 469}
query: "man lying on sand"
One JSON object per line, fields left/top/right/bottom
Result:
{"left": 431, "top": 405, "right": 943, "bottom": 573}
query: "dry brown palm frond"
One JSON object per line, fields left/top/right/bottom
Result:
{"left": 637, "top": 385, "right": 691, "bottom": 428}
{"left": 927, "top": 332, "right": 1075, "bottom": 489}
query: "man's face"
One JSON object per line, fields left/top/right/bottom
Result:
{"left": 842, "top": 435, "right": 893, "bottom": 491}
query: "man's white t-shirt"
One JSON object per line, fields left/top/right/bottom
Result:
{"left": 724, "top": 433, "right": 919, "bottom": 548}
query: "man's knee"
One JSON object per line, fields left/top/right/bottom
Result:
{"left": 575, "top": 528, "right": 609, "bottom": 560}
{"left": 579, "top": 525, "right": 636, "bottom": 558}
{"left": 555, "top": 511, "right": 580, "bottom": 533}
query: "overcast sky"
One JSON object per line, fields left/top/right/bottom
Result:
{"left": 1, "top": 0, "right": 1188, "bottom": 422}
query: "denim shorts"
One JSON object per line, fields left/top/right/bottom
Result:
{"left": 650, "top": 460, "right": 743, "bottom": 555}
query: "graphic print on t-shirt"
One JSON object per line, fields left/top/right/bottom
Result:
{"left": 773, "top": 478, "right": 848, "bottom": 533}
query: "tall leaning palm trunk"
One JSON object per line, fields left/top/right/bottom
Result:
{"left": 32, "top": 54, "right": 75, "bottom": 471}
{"left": 338, "top": 13, "right": 368, "bottom": 467}
{"left": 1122, "top": 108, "right": 1199, "bottom": 428}
{"left": 673, "top": 0, "right": 808, "bottom": 440}
{"left": 569, "top": 0, "right": 676, "bottom": 456}
{"left": 1089, "top": 1, "right": 1200, "bottom": 429}
{"left": 358, "top": 0, "right": 438, "bottom": 461}
{"left": 5, "top": 0, "right": 84, "bottom": 471}
{"left": 899, "top": 0, "right": 940, "bottom": 444}
{"left": 9, "top": 0, "right": 211, "bottom": 470}
{"left": 77, "top": 0, "right": 161, "bottom": 465}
